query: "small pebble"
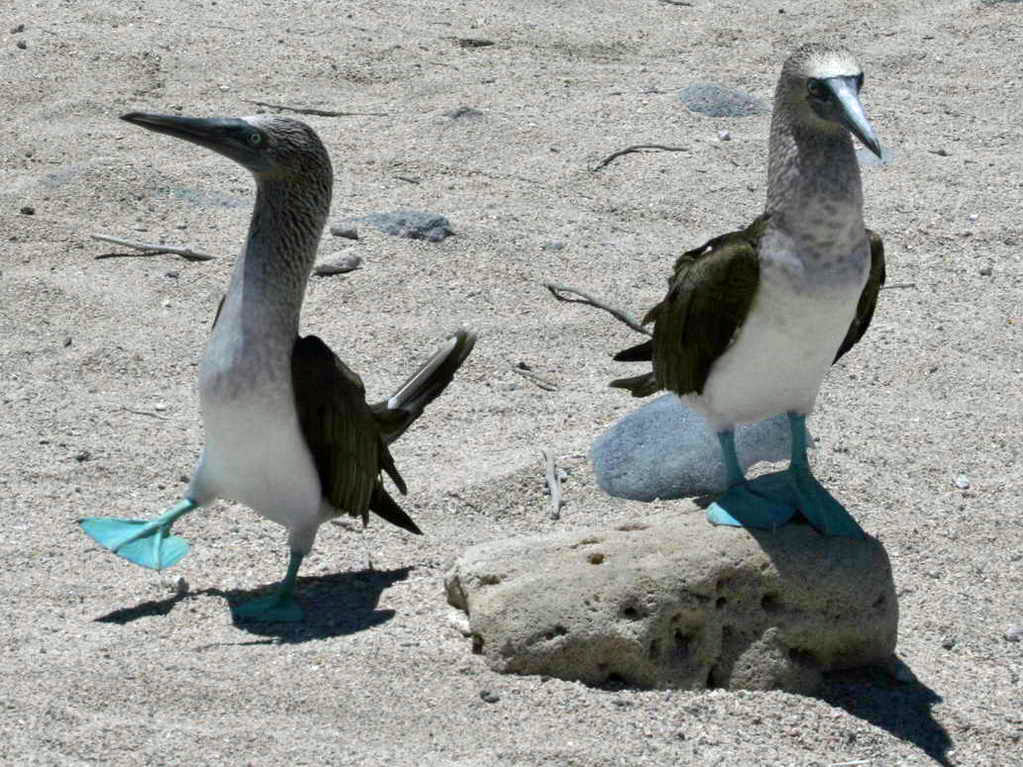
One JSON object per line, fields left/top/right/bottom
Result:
{"left": 1006, "top": 626, "right": 1023, "bottom": 643}
{"left": 154, "top": 402, "right": 167, "bottom": 412}
{"left": 967, "top": 214, "right": 978, "bottom": 222}
{"left": 75, "top": 450, "right": 91, "bottom": 463}
{"left": 63, "top": 336, "right": 72, "bottom": 348}
{"left": 314, "top": 254, "right": 363, "bottom": 276}
{"left": 541, "top": 241, "right": 565, "bottom": 251}
{"left": 954, "top": 475, "right": 971, "bottom": 490}
{"left": 19, "top": 205, "right": 35, "bottom": 215}
{"left": 718, "top": 130, "right": 732, "bottom": 141}
{"left": 175, "top": 576, "right": 189, "bottom": 596}
{"left": 479, "top": 689, "right": 500, "bottom": 703}
{"left": 931, "top": 148, "right": 950, "bottom": 157}
{"left": 16, "top": 39, "right": 27, "bottom": 50}
{"left": 979, "top": 265, "right": 992, "bottom": 276}
{"left": 446, "top": 106, "right": 484, "bottom": 120}
{"left": 330, "top": 225, "right": 359, "bottom": 240}
{"left": 165, "top": 270, "right": 180, "bottom": 279}
{"left": 162, "top": 300, "right": 172, "bottom": 309}
{"left": 941, "top": 636, "right": 956, "bottom": 650}
{"left": 11, "top": 23, "right": 25, "bottom": 33}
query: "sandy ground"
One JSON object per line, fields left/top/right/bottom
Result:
{"left": 3, "top": 1, "right": 1021, "bottom": 764}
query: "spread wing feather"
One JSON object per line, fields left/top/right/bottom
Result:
{"left": 291, "top": 335, "right": 419, "bottom": 535}
{"left": 611, "top": 215, "right": 766, "bottom": 397}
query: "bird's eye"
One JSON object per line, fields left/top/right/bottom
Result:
{"left": 246, "top": 131, "right": 263, "bottom": 147}
{"left": 807, "top": 79, "right": 830, "bottom": 101}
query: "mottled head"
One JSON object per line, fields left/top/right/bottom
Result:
{"left": 121, "top": 111, "right": 333, "bottom": 197}
{"left": 775, "top": 43, "right": 881, "bottom": 157}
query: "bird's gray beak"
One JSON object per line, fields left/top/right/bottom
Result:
{"left": 121, "top": 112, "right": 262, "bottom": 168}
{"left": 824, "top": 78, "right": 882, "bottom": 158}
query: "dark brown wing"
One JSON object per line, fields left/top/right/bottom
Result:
{"left": 833, "top": 228, "right": 885, "bottom": 363}
{"left": 611, "top": 214, "right": 766, "bottom": 397}
{"left": 291, "top": 335, "right": 420, "bottom": 535}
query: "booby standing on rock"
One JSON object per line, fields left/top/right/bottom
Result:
{"left": 612, "top": 44, "right": 885, "bottom": 538}
{"left": 80, "top": 112, "right": 476, "bottom": 622}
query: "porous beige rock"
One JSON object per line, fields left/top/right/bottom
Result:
{"left": 445, "top": 506, "right": 897, "bottom": 694}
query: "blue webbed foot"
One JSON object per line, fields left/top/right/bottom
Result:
{"left": 232, "top": 593, "right": 305, "bottom": 623}
{"left": 79, "top": 499, "right": 197, "bottom": 570}
{"left": 707, "top": 472, "right": 798, "bottom": 530}
{"left": 232, "top": 550, "right": 306, "bottom": 623}
{"left": 787, "top": 465, "right": 865, "bottom": 539}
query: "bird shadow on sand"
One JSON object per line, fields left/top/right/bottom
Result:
{"left": 819, "top": 665, "right": 952, "bottom": 767}
{"left": 95, "top": 566, "right": 413, "bottom": 643}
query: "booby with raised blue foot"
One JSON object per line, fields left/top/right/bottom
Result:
{"left": 611, "top": 44, "right": 885, "bottom": 538}
{"left": 80, "top": 112, "right": 476, "bottom": 621}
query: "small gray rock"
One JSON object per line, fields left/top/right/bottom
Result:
{"left": 446, "top": 106, "right": 484, "bottom": 119}
{"left": 680, "top": 83, "right": 766, "bottom": 118}
{"left": 541, "top": 241, "right": 566, "bottom": 251}
{"left": 954, "top": 475, "right": 970, "bottom": 490}
{"left": 479, "top": 690, "right": 500, "bottom": 703}
{"left": 19, "top": 205, "right": 35, "bottom": 215}
{"left": 329, "top": 224, "right": 359, "bottom": 240}
{"left": 591, "top": 394, "right": 805, "bottom": 501}
{"left": 313, "top": 254, "right": 363, "bottom": 276}
{"left": 1005, "top": 625, "right": 1022, "bottom": 642}
{"left": 347, "top": 210, "right": 454, "bottom": 242}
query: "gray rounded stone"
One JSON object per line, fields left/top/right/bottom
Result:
{"left": 591, "top": 394, "right": 806, "bottom": 501}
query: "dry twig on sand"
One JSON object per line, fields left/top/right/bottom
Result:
{"left": 545, "top": 282, "right": 651, "bottom": 337}
{"left": 243, "top": 100, "right": 387, "bottom": 117}
{"left": 91, "top": 234, "right": 214, "bottom": 262}
{"left": 512, "top": 364, "right": 558, "bottom": 391}
{"left": 118, "top": 406, "right": 170, "bottom": 421}
{"left": 541, "top": 449, "right": 563, "bottom": 520}
{"left": 591, "top": 144, "right": 689, "bottom": 172}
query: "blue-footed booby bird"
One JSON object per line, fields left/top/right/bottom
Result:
{"left": 80, "top": 112, "right": 476, "bottom": 621}
{"left": 611, "top": 44, "right": 885, "bottom": 538}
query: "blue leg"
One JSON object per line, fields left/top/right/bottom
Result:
{"left": 784, "top": 413, "right": 865, "bottom": 539}
{"left": 79, "top": 498, "right": 195, "bottom": 570}
{"left": 707, "top": 430, "right": 796, "bottom": 530}
{"left": 233, "top": 551, "right": 305, "bottom": 623}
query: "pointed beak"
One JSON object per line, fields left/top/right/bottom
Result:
{"left": 824, "top": 77, "right": 882, "bottom": 158}
{"left": 120, "top": 112, "right": 262, "bottom": 168}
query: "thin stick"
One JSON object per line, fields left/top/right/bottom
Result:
{"left": 541, "top": 449, "right": 563, "bottom": 520}
{"left": 244, "top": 100, "right": 387, "bottom": 117}
{"left": 91, "top": 234, "right": 214, "bottom": 262}
{"left": 591, "top": 143, "right": 689, "bottom": 172}
{"left": 118, "top": 406, "right": 170, "bottom": 421}
{"left": 880, "top": 282, "right": 916, "bottom": 290}
{"left": 545, "top": 282, "right": 651, "bottom": 337}
{"left": 512, "top": 365, "right": 558, "bottom": 391}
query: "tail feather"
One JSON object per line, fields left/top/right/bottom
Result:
{"left": 609, "top": 372, "right": 659, "bottom": 398}
{"left": 372, "top": 328, "right": 476, "bottom": 445}
{"left": 369, "top": 484, "right": 422, "bottom": 535}
{"left": 613, "top": 339, "right": 653, "bottom": 362}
